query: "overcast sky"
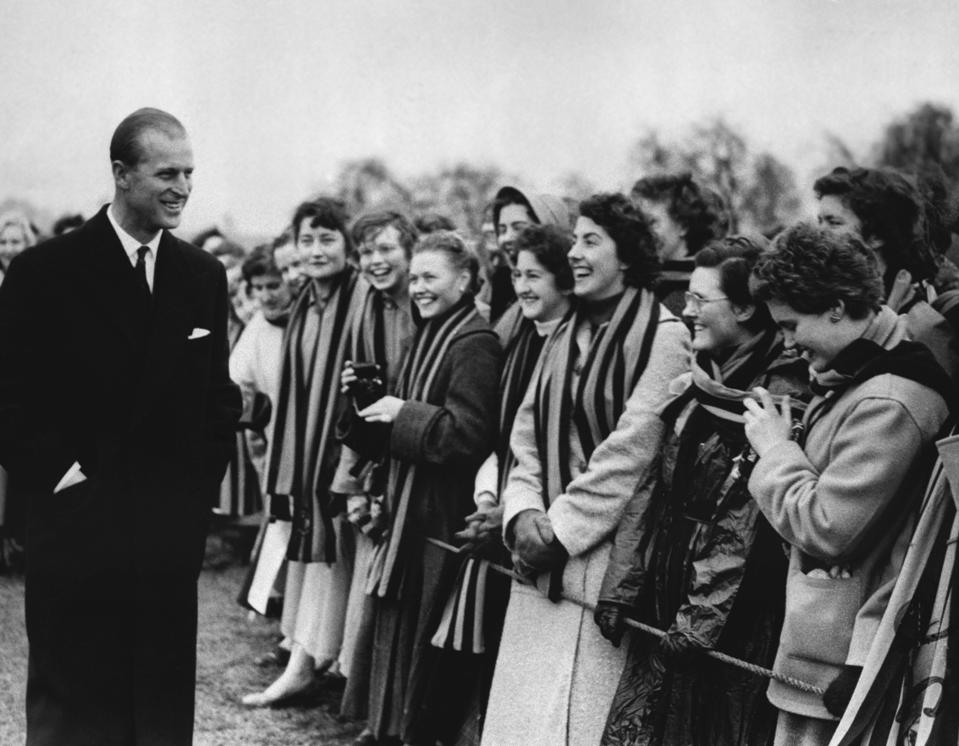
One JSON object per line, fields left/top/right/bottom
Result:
{"left": 3, "top": 0, "right": 958, "bottom": 237}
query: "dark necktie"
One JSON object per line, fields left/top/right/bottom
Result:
{"left": 135, "top": 246, "right": 151, "bottom": 296}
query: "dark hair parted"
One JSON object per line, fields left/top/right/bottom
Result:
{"left": 110, "top": 108, "right": 186, "bottom": 166}
{"left": 241, "top": 246, "right": 282, "bottom": 284}
{"left": 351, "top": 209, "right": 418, "bottom": 257}
{"left": 813, "top": 166, "right": 935, "bottom": 282}
{"left": 695, "top": 234, "right": 771, "bottom": 333}
{"left": 514, "top": 224, "right": 575, "bottom": 292}
{"left": 750, "top": 223, "right": 883, "bottom": 320}
{"left": 631, "top": 172, "right": 730, "bottom": 254}
{"left": 414, "top": 212, "right": 457, "bottom": 234}
{"left": 292, "top": 197, "right": 353, "bottom": 252}
{"left": 578, "top": 193, "right": 660, "bottom": 289}
{"left": 412, "top": 230, "right": 482, "bottom": 295}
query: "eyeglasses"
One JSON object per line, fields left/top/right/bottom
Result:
{"left": 683, "top": 291, "right": 729, "bottom": 311}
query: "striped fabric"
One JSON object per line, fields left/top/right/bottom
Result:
{"left": 531, "top": 287, "right": 666, "bottom": 598}
{"left": 367, "top": 298, "right": 484, "bottom": 600}
{"left": 830, "top": 432, "right": 959, "bottom": 746}
{"left": 266, "top": 270, "right": 365, "bottom": 563}
{"left": 430, "top": 315, "right": 552, "bottom": 653}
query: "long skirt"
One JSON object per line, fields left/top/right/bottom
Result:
{"left": 367, "top": 540, "right": 460, "bottom": 743}
{"left": 339, "top": 532, "right": 377, "bottom": 719}
{"left": 281, "top": 515, "right": 353, "bottom": 665}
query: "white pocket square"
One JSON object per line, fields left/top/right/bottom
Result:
{"left": 188, "top": 327, "right": 211, "bottom": 340}
{"left": 54, "top": 461, "right": 87, "bottom": 494}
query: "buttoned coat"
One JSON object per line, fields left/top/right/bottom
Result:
{"left": 0, "top": 206, "right": 240, "bottom": 745}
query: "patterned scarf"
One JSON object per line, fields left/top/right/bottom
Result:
{"left": 266, "top": 269, "right": 364, "bottom": 563}
{"left": 367, "top": 296, "right": 488, "bottom": 600}
{"left": 531, "top": 287, "right": 670, "bottom": 597}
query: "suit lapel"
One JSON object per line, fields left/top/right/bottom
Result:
{"left": 130, "top": 232, "right": 195, "bottom": 429}
{"left": 81, "top": 207, "right": 148, "bottom": 350}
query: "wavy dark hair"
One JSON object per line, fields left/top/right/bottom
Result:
{"left": 291, "top": 197, "right": 353, "bottom": 254}
{"left": 631, "top": 172, "right": 730, "bottom": 255}
{"left": 412, "top": 230, "right": 482, "bottom": 295}
{"left": 351, "top": 209, "right": 418, "bottom": 257}
{"left": 578, "top": 193, "right": 660, "bottom": 289}
{"left": 694, "top": 234, "right": 771, "bottom": 333}
{"left": 814, "top": 166, "right": 935, "bottom": 283}
{"left": 513, "top": 224, "right": 574, "bottom": 291}
{"left": 750, "top": 223, "right": 883, "bottom": 320}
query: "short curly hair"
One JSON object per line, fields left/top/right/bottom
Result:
{"left": 631, "top": 172, "right": 730, "bottom": 255}
{"left": 750, "top": 223, "right": 883, "bottom": 320}
{"left": 513, "top": 224, "right": 574, "bottom": 292}
{"left": 813, "top": 166, "right": 935, "bottom": 283}
{"left": 694, "top": 234, "right": 771, "bottom": 333}
{"left": 351, "top": 209, "right": 418, "bottom": 257}
{"left": 578, "top": 193, "right": 660, "bottom": 289}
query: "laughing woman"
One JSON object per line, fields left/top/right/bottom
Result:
{"left": 743, "top": 224, "right": 951, "bottom": 745}
{"left": 357, "top": 231, "right": 502, "bottom": 746}
{"left": 596, "top": 236, "right": 809, "bottom": 746}
{"left": 427, "top": 223, "right": 575, "bottom": 744}
{"left": 482, "top": 194, "right": 690, "bottom": 746}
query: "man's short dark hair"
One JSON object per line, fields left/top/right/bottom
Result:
{"left": 110, "top": 108, "right": 187, "bottom": 166}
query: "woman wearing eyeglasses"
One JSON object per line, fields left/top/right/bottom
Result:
{"left": 595, "top": 236, "right": 809, "bottom": 746}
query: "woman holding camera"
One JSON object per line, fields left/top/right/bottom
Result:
{"left": 357, "top": 231, "right": 502, "bottom": 746}
{"left": 743, "top": 224, "right": 951, "bottom": 744}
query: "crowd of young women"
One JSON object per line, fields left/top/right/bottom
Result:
{"left": 142, "top": 167, "right": 959, "bottom": 745}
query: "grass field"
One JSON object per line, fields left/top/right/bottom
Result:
{"left": 0, "top": 562, "right": 362, "bottom": 746}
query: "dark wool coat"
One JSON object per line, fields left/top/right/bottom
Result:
{"left": 366, "top": 305, "right": 503, "bottom": 745}
{"left": 600, "top": 348, "right": 807, "bottom": 746}
{"left": 0, "top": 207, "right": 241, "bottom": 746}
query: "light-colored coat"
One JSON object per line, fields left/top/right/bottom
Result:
{"left": 482, "top": 316, "right": 689, "bottom": 746}
{"left": 749, "top": 370, "right": 947, "bottom": 719}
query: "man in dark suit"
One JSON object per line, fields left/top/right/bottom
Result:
{"left": 0, "top": 108, "right": 241, "bottom": 745}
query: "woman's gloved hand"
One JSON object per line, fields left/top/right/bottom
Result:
{"left": 823, "top": 664, "right": 863, "bottom": 717}
{"left": 594, "top": 601, "right": 628, "bottom": 647}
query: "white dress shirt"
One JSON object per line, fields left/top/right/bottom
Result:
{"left": 107, "top": 204, "right": 161, "bottom": 292}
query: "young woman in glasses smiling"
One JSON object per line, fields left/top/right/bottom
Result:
{"left": 596, "top": 235, "right": 809, "bottom": 746}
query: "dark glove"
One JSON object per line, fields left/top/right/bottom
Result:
{"left": 823, "top": 664, "right": 862, "bottom": 717}
{"left": 512, "top": 510, "right": 567, "bottom": 573}
{"left": 657, "top": 628, "right": 704, "bottom": 667}
{"left": 594, "top": 601, "right": 628, "bottom": 647}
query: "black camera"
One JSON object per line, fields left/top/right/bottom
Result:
{"left": 348, "top": 362, "right": 385, "bottom": 410}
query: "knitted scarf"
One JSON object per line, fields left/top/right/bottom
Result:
{"left": 266, "top": 269, "right": 363, "bottom": 563}
{"left": 367, "top": 296, "right": 486, "bottom": 600}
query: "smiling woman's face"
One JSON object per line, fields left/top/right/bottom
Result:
{"left": 568, "top": 216, "right": 626, "bottom": 302}
{"left": 409, "top": 249, "right": 467, "bottom": 318}
{"left": 295, "top": 219, "right": 347, "bottom": 282}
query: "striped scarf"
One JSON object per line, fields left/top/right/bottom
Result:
{"left": 430, "top": 312, "right": 559, "bottom": 653}
{"left": 266, "top": 269, "right": 364, "bottom": 563}
{"left": 367, "top": 297, "right": 485, "bottom": 600}
{"left": 531, "top": 287, "right": 667, "bottom": 598}
{"left": 534, "top": 286, "right": 662, "bottom": 503}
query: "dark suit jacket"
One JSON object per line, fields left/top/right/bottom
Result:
{"left": 0, "top": 205, "right": 241, "bottom": 745}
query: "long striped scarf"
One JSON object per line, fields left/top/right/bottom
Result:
{"left": 430, "top": 312, "right": 558, "bottom": 653}
{"left": 531, "top": 287, "right": 667, "bottom": 597}
{"left": 367, "top": 297, "right": 486, "bottom": 600}
{"left": 534, "top": 286, "right": 661, "bottom": 503}
{"left": 266, "top": 269, "right": 365, "bottom": 563}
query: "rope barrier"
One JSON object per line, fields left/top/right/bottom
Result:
{"left": 426, "top": 536, "right": 826, "bottom": 696}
